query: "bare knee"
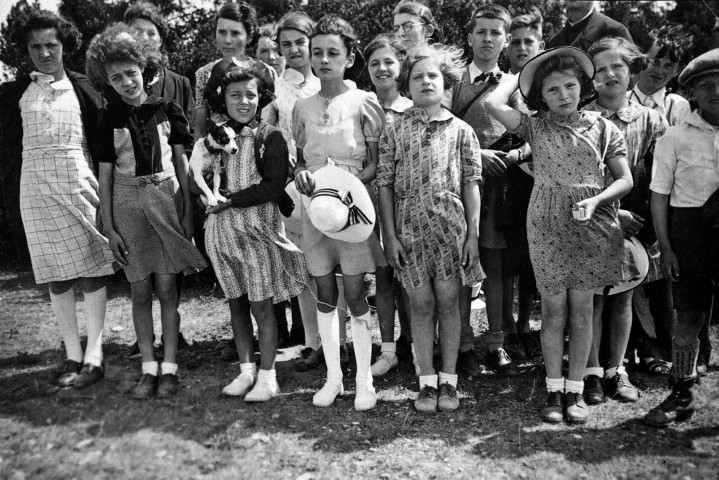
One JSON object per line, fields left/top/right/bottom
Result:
{"left": 131, "top": 281, "right": 153, "bottom": 306}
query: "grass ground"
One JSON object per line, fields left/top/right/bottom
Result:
{"left": 1, "top": 264, "right": 718, "bottom": 480}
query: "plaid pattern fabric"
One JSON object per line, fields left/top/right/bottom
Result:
{"left": 19, "top": 80, "right": 115, "bottom": 283}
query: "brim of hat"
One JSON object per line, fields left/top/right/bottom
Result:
{"left": 679, "top": 67, "right": 719, "bottom": 86}
{"left": 518, "top": 46, "right": 595, "bottom": 99}
{"left": 282, "top": 181, "right": 303, "bottom": 233}
{"left": 301, "top": 165, "right": 376, "bottom": 243}
{"left": 593, "top": 237, "right": 650, "bottom": 296}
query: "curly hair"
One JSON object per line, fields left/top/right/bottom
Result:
{"left": 648, "top": 25, "right": 694, "bottom": 66}
{"left": 275, "top": 11, "right": 315, "bottom": 44}
{"left": 524, "top": 54, "right": 595, "bottom": 112}
{"left": 392, "top": 1, "right": 443, "bottom": 44}
{"left": 123, "top": 2, "right": 168, "bottom": 43}
{"left": 588, "top": 37, "right": 648, "bottom": 75}
{"left": 216, "top": 2, "right": 259, "bottom": 49}
{"left": 206, "top": 63, "right": 275, "bottom": 117}
{"left": 12, "top": 8, "right": 82, "bottom": 55}
{"left": 85, "top": 23, "right": 162, "bottom": 94}
{"left": 397, "top": 43, "right": 464, "bottom": 97}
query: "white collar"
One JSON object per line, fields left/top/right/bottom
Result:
{"left": 632, "top": 85, "right": 666, "bottom": 107}
{"left": 30, "top": 72, "right": 72, "bottom": 90}
{"left": 468, "top": 63, "right": 501, "bottom": 82}
{"left": 685, "top": 110, "right": 719, "bottom": 131}
{"left": 567, "top": 7, "right": 594, "bottom": 27}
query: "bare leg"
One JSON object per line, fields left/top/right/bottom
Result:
{"left": 406, "top": 283, "right": 436, "bottom": 376}
{"left": 566, "top": 289, "right": 595, "bottom": 383}
{"left": 540, "top": 290, "right": 568, "bottom": 380}
{"left": 155, "top": 273, "right": 179, "bottom": 365}
{"left": 251, "top": 298, "right": 277, "bottom": 370}
{"left": 131, "top": 277, "right": 156, "bottom": 364}
{"left": 229, "top": 296, "right": 254, "bottom": 365}
{"left": 434, "top": 278, "right": 462, "bottom": 375}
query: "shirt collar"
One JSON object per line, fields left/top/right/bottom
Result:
{"left": 685, "top": 110, "right": 719, "bottom": 131}
{"left": 30, "top": 72, "right": 72, "bottom": 90}
{"left": 567, "top": 7, "right": 595, "bottom": 27}
{"left": 468, "top": 63, "right": 501, "bottom": 83}
{"left": 631, "top": 85, "right": 666, "bottom": 107}
{"left": 406, "top": 105, "right": 453, "bottom": 124}
{"left": 381, "top": 95, "right": 413, "bottom": 114}
{"left": 585, "top": 99, "right": 644, "bottom": 123}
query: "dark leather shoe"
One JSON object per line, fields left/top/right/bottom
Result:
{"left": 437, "top": 383, "right": 460, "bottom": 412}
{"left": 133, "top": 374, "right": 158, "bottom": 399}
{"left": 296, "top": 347, "right": 323, "bottom": 372}
{"left": 157, "top": 374, "right": 179, "bottom": 397}
{"left": 58, "top": 359, "right": 83, "bottom": 387}
{"left": 565, "top": 392, "right": 589, "bottom": 424}
{"left": 644, "top": 377, "right": 696, "bottom": 427}
{"left": 504, "top": 334, "right": 527, "bottom": 361}
{"left": 486, "top": 348, "right": 519, "bottom": 377}
{"left": 541, "top": 391, "right": 564, "bottom": 423}
{"left": 73, "top": 363, "right": 104, "bottom": 389}
{"left": 457, "top": 348, "right": 485, "bottom": 377}
{"left": 584, "top": 375, "right": 606, "bottom": 405}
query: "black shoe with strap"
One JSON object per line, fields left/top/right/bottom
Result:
{"left": 644, "top": 377, "right": 696, "bottom": 427}
{"left": 73, "top": 363, "right": 104, "bottom": 389}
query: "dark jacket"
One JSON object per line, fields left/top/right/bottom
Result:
{"left": 0, "top": 70, "right": 103, "bottom": 261}
{"left": 147, "top": 68, "right": 195, "bottom": 132}
{"left": 547, "top": 9, "right": 633, "bottom": 51}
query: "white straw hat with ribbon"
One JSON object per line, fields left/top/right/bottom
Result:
{"left": 518, "top": 46, "right": 595, "bottom": 100}
{"left": 593, "top": 236, "right": 649, "bottom": 296}
{"left": 301, "top": 165, "right": 375, "bottom": 243}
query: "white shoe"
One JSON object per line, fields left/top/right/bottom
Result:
{"left": 371, "top": 352, "right": 398, "bottom": 377}
{"left": 354, "top": 382, "right": 377, "bottom": 411}
{"left": 312, "top": 380, "right": 344, "bottom": 407}
{"left": 244, "top": 377, "right": 279, "bottom": 402}
{"left": 222, "top": 373, "right": 255, "bottom": 396}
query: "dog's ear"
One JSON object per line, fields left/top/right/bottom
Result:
{"left": 207, "top": 120, "right": 217, "bottom": 135}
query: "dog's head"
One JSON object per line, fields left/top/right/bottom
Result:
{"left": 207, "top": 121, "right": 239, "bottom": 155}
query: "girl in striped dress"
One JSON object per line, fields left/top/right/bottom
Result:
{"left": 204, "top": 63, "right": 308, "bottom": 401}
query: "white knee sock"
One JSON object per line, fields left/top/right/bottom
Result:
{"left": 83, "top": 287, "right": 106, "bottom": 367}
{"left": 317, "top": 309, "right": 342, "bottom": 383}
{"left": 50, "top": 288, "right": 82, "bottom": 363}
{"left": 351, "top": 311, "right": 374, "bottom": 388}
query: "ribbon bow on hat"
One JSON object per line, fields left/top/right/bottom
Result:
{"left": 473, "top": 71, "right": 502, "bottom": 85}
{"left": 312, "top": 188, "right": 372, "bottom": 230}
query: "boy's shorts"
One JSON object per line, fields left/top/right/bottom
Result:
{"left": 670, "top": 206, "right": 716, "bottom": 312}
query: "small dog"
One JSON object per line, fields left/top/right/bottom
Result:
{"left": 189, "top": 121, "right": 238, "bottom": 206}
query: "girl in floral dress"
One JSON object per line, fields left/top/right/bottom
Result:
{"left": 486, "top": 47, "right": 634, "bottom": 424}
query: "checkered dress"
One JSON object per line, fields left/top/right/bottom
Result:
{"left": 19, "top": 75, "right": 115, "bottom": 284}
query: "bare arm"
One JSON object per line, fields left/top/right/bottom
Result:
{"left": 194, "top": 107, "right": 208, "bottom": 141}
{"left": 485, "top": 74, "right": 523, "bottom": 132}
{"left": 461, "top": 180, "right": 481, "bottom": 270}
{"left": 651, "top": 191, "right": 679, "bottom": 280}
{"left": 171, "top": 144, "right": 193, "bottom": 239}
{"left": 574, "top": 155, "right": 633, "bottom": 222}
{"left": 293, "top": 148, "right": 315, "bottom": 197}
{"left": 378, "top": 185, "right": 406, "bottom": 271}
{"left": 356, "top": 142, "right": 379, "bottom": 185}
{"left": 98, "top": 163, "right": 128, "bottom": 266}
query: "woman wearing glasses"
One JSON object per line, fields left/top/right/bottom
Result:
{"left": 392, "top": 1, "right": 442, "bottom": 49}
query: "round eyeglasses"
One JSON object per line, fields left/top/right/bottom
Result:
{"left": 392, "top": 22, "right": 427, "bottom": 33}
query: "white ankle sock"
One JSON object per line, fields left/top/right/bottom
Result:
{"left": 351, "top": 311, "right": 373, "bottom": 387}
{"left": 585, "top": 367, "right": 605, "bottom": 378}
{"left": 546, "top": 377, "right": 564, "bottom": 393}
{"left": 142, "top": 361, "right": 159, "bottom": 376}
{"left": 605, "top": 365, "right": 626, "bottom": 378}
{"left": 317, "top": 309, "right": 342, "bottom": 383}
{"left": 419, "top": 374, "right": 438, "bottom": 389}
{"left": 257, "top": 368, "right": 276, "bottom": 382}
{"left": 438, "top": 372, "right": 458, "bottom": 387}
{"left": 161, "top": 362, "right": 178, "bottom": 375}
{"left": 50, "top": 288, "right": 83, "bottom": 363}
{"left": 240, "top": 362, "right": 257, "bottom": 379}
{"left": 83, "top": 287, "right": 106, "bottom": 366}
{"left": 565, "top": 379, "right": 584, "bottom": 394}
{"left": 381, "top": 342, "right": 396, "bottom": 354}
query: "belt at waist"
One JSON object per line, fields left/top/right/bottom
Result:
{"left": 114, "top": 171, "right": 175, "bottom": 186}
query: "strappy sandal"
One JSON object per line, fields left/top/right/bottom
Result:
{"left": 644, "top": 359, "right": 671, "bottom": 375}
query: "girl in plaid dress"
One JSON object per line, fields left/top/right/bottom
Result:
{"left": 377, "top": 44, "right": 483, "bottom": 413}
{"left": 86, "top": 24, "right": 207, "bottom": 399}
{"left": 0, "top": 10, "right": 116, "bottom": 390}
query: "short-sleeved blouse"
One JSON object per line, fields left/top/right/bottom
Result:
{"left": 292, "top": 89, "right": 384, "bottom": 173}
{"left": 510, "top": 111, "right": 632, "bottom": 295}
{"left": 264, "top": 72, "right": 321, "bottom": 155}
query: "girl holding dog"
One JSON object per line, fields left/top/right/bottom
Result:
{"left": 204, "top": 62, "right": 308, "bottom": 401}
{"left": 86, "top": 24, "right": 207, "bottom": 399}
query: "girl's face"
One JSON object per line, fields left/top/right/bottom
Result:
{"left": 225, "top": 78, "right": 259, "bottom": 124}
{"left": 27, "top": 28, "right": 64, "bottom": 79}
{"left": 311, "top": 34, "right": 353, "bottom": 81}
{"left": 541, "top": 70, "right": 581, "bottom": 115}
{"left": 408, "top": 57, "right": 444, "bottom": 108}
{"left": 593, "top": 50, "right": 630, "bottom": 99}
{"left": 216, "top": 18, "right": 248, "bottom": 59}
{"left": 637, "top": 42, "right": 679, "bottom": 94}
{"left": 106, "top": 61, "right": 145, "bottom": 105}
{"left": 278, "top": 29, "right": 310, "bottom": 71}
{"left": 257, "top": 36, "right": 284, "bottom": 74}
{"left": 393, "top": 13, "right": 431, "bottom": 49}
{"left": 368, "top": 46, "right": 401, "bottom": 92}
{"left": 129, "top": 18, "right": 162, "bottom": 54}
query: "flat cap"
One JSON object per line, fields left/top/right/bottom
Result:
{"left": 679, "top": 48, "right": 719, "bottom": 86}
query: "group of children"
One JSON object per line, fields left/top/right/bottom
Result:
{"left": 4, "top": 1, "right": 716, "bottom": 428}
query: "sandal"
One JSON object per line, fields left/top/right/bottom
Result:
{"left": 645, "top": 359, "right": 671, "bottom": 375}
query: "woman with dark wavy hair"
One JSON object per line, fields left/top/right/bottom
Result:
{"left": 0, "top": 9, "right": 115, "bottom": 390}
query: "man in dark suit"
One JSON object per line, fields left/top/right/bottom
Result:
{"left": 547, "top": 0, "right": 632, "bottom": 51}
